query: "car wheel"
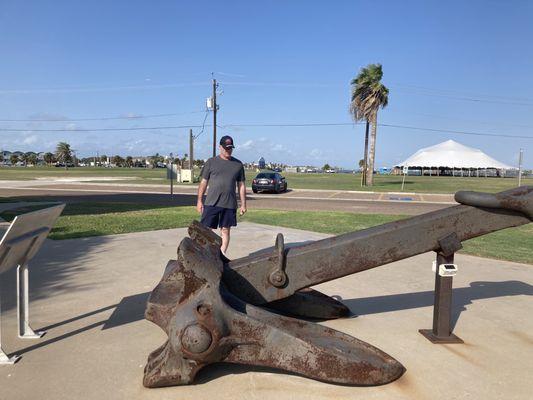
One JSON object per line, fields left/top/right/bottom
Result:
{"left": 252, "top": 188, "right": 258, "bottom": 193}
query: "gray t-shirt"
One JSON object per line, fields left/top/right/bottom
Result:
{"left": 201, "top": 156, "right": 245, "bottom": 209}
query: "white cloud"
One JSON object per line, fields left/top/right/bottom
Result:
{"left": 28, "top": 113, "right": 69, "bottom": 121}
{"left": 309, "top": 148, "right": 323, "bottom": 158}
{"left": 65, "top": 122, "right": 79, "bottom": 130}
{"left": 23, "top": 135, "right": 39, "bottom": 145}
{"left": 240, "top": 140, "right": 254, "bottom": 150}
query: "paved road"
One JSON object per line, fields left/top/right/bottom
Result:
{"left": 0, "top": 180, "right": 456, "bottom": 215}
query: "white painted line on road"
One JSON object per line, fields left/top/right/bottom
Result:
{"left": 251, "top": 194, "right": 455, "bottom": 205}
{"left": 5, "top": 187, "right": 172, "bottom": 195}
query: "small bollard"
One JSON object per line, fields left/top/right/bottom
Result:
{"left": 419, "top": 251, "right": 463, "bottom": 344}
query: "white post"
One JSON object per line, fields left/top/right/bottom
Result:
{"left": 17, "top": 263, "right": 44, "bottom": 339}
{"left": 518, "top": 148, "right": 523, "bottom": 187}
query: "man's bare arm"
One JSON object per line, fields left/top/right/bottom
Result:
{"left": 197, "top": 178, "right": 208, "bottom": 214}
{"left": 238, "top": 181, "right": 247, "bottom": 215}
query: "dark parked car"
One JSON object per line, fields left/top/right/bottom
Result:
{"left": 252, "top": 172, "right": 287, "bottom": 194}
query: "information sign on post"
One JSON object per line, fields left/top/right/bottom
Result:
{"left": 0, "top": 204, "right": 65, "bottom": 364}
{"left": 401, "top": 166, "right": 408, "bottom": 191}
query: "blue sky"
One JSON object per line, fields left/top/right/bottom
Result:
{"left": 0, "top": 0, "right": 532, "bottom": 168}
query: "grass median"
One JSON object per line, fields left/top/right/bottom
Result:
{"left": 1, "top": 166, "right": 531, "bottom": 193}
{"left": 0, "top": 202, "right": 530, "bottom": 264}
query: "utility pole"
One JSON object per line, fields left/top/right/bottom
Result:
{"left": 518, "top": 148, "right": 523, "bottom": 187}
{"left": 212, "top": 78, "right": 218, "bottom": 157}
{"left": 169, "top": 152, "right": 174, "bottom": 196}
{"left": 189, "top": 128, "right": 194, "bottom": 179}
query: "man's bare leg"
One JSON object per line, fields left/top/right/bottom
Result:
{"left": 220, "top": 227, "right": 231, "bottom": 255}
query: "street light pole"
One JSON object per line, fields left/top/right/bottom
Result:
{"left": 169, "top": 153, "right": 174, "bottom": 196}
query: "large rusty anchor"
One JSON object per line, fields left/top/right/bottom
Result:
{"left": 144, "top": 186, "right": 532, "bottom": 388}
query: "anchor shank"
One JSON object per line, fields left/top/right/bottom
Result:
{"left": 225, "top": 187, "right": 532, "bottom": 305}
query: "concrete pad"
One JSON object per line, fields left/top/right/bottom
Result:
{"left": 0, "top": 222, "right": 531, "bottom": 400}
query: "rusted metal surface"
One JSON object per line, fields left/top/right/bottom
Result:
{"left": 265, "top": 288, "right": 350, "bottom": 319}
{"left": 455, "top": 186, "right": 533, "bottom": 220}
{"left": 143, "top": 223, "right": 404, "bottom": 387}
{"left": 225, "top": 186, "right": 532, "bottom": 305}
{"left": 144, "top": 187, "right": 532, "bottom": 388}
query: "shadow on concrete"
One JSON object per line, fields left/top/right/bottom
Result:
{"left": 0, "top": 192, "right": 197, "bottom": 212}
{"left": 0, "top": 191, "right": 199, "bottom": 314}
{"left": 11, "top": 280, "right": 533, "bottom": 358}
{"left": 40, "top": 304, "right": 118, "bottom": 331}
{"left": 12, "top": 293, "right": 148, "bottom": 356}
{"left": 342, "top": 280, "right": 533, "bottom": 329}
{"left": 102, "top": 292, "right": 150, "bottom": 330}
{"left": 0, "top": 235, "right": 112, "bottom": 313}
{"left": 15, "top": 319, "right": 107, "bottom": 356}
{"left": 11, "top": 293, "right": 150, "bottom": 356}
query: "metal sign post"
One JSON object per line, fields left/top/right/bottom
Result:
{"left": 401, "top": 166, "right": 408, "bottom": 191}
{"left": 419, "top": 234, "right": 464, "bottom": 344}
{"left": 0, "top": 204, "right": 65, "bottom": 364}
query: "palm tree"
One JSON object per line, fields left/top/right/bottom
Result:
{"left": 44, "top": 152, "right": 55, "bottom": 166}
{"left": 55, "top": 142, "right": 73, "bottom": 170}
{"left": 350, "top": 63, "right": 389, "bottom": 186}
{"left": 27, "top": 153, "right": 37, "bottom": 166}
{"left": 112, "top": 155, "right": 124, "bottom": 166}
{"left": 10, "top": 154, "right": 19, "bottom": 165}
{"left": 21, "top": 152, "right": 32, "bottom": 166}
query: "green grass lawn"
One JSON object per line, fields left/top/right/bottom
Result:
{"left": 0, "top": 166, "right": 169, "bottom": 181}
{"left": 1, "top": 166, "right": 529, "bottom": 193}
{"left": 1, "top": 203, "right": 530, "bottom": 264}
{"left": 279, "top": 172, "right": 530, "bottom": 193}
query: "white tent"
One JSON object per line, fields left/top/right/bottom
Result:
{"left": 398, "top": 140, "right": 513, "bottom": 169}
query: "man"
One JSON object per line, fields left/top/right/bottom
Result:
{"left": 197, "top": 135, "right": 247, "bottom": 256}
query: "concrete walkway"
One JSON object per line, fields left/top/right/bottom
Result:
{"left": 0, "top": 223, "right": 531, "bottom": 400}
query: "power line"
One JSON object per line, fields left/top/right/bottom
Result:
{"left": 378, "top": 123, "right": 533, "bottom": 139}
{"left": 389, "top": 83, "right": 533, "bottom": 103}
{"left": 0, "top": 110, "right": 205, "bottom": 122}
{"left": 392, "top": 87, "right": 533, "bottom": 107}
{"left": 4, "top": 77, "right": 532, "bottom": 106}
{"left": 402, "top": 111, "right": 533, "bottom": 130}
{"left": 221, "top": 122, "right": 356, "bottom": 127}
{"left": 219, "top": 122, "right": 533, "bottom": 139}
{"left": 1, "top": 120, "right": 531, "bottom": 139}
{"left": 0, "top": 81, "right": 210, "bottom": 95}
{"left": 193, "top": 111, "right": 211, "bottom": 139}
{"left": 0, "top": 124, "right": 205, "bottom": 132}
{"left": 221, "top": 80, "right": 533, "bottom": 106}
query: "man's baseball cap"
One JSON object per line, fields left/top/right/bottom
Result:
{"left": 219, "top": 135, "right": 235, "bottom": 149}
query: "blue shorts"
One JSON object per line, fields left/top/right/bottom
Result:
{"left": 201, "top": 206, "right": 237, "bottom": 229}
